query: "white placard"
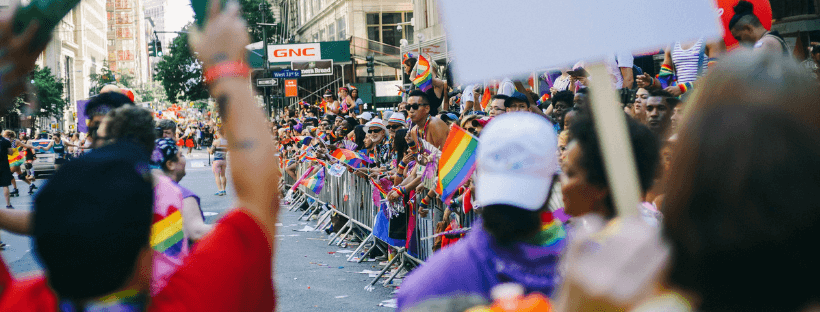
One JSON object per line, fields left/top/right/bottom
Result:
{"left": 374, "top": 80, "right": 403, "bottom": 97}
{"left": 438, "top": 0, "right": 723, "bottom": 83}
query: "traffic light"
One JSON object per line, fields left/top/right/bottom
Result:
{"left": 366, "top": 55, "right": 374, "bottom": 76}
{"left": 148, "top": 40, "right": 157, "bottom": 57}
{"left": 156, "top": 41, "right": 163, "bottom": 57}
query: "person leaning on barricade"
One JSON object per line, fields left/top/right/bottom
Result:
{"left": 0, "top": 2, "right": 279, "bottom": 310}
{"left": 397, "top": 112, "right": 566, "bottom": 310}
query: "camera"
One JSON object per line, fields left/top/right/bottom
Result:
{"left": 619, "top": 88, "right": 637, "bottom": 107}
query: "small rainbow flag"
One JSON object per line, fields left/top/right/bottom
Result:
{"left": 479, "top": 86, "right": 491, "bottom": 110}
{"left": 151, "top": 206, "right": 184, "bottom": 257}
{"left": 436, "top": 125, "right": 479, "bottom": 205}
{"left": 331, "top": 148, "right": 370, "bottom": 168}
{"left": 301, "top": 167, "right": 325, "bottom": 194}
{"left": 412, "top": 55, "right": 433, "bottom": 92}
{"left": 370, "top": 178, "right": 390, "bottom": 198}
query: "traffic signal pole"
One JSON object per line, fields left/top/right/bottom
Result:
{"left": 261, "top": 2, "right": 272, "bottom": 120}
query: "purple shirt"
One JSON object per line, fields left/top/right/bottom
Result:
{"left": 397, "top": 220, "right": 565, "bottom": 310}
{"left": 173, "top": 181, "right": 203, "bottom": 219}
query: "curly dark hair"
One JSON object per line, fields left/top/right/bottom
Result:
{"left": 103, "top": 106, "right": 156, "bottom": 156}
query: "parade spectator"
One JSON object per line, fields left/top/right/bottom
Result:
{"left": 157, "top": 119, "right": 178, "bottom": 139}
{"left": 666, "top": 97, "right": 683, "bottom": 133}
{"left": 645, "top": 90, "right": 674, "bottom": 136}
{"left": 356, "top": 111, "right": 374, "bottom": 125}
{"left": 730, "top": 1, "right": 789, "bottom": 55}
{"left": 407, "top": 90, "right": 450, "bottom": 150}
{"left": 351, "top": 88, "right": 364, "bottom": 115}
{"left": 504, "top": 91, "right": 531, "bottom": 113}
{"left": 209, "top": 127, "right": 228, "bottom": 196}
{"left": 562, "top": 107, "right": 580, "bottom": 131}
{"left": 398, "top": 113, "right": 564, "bottom": 310}
{"left": 460, "top": 115, "right": 488, "bottom": 137}
{"left": 488, "top": 95, "right": 509, "bottom": 117}
{"left": 0, "top": 132, "right": 13, "bottom": 209}
{"left": 152, "top": 138, "right": 213, "bottom": 243}
{"left": 637, "top": 37, "right": 724, "bottom": 97}
{"left": 386, "top": 113, "right": 407, "bottom": 138}
{"left": 325, "top": 90, "right": 341, "bottom": 115}
{"left": 551, "top": 90, "right": 574, "bottom": 129}
{"left": 562, "top": 116, "right": 659, "bottom": 220}
{"left": 632, "top": 87, "right": 649, "bottom": 124}
{"left": 573, "top": 88, "right": 589, "bottom": 110}
{"left": 83, "top": 92, "right": 134, "bottom": 148}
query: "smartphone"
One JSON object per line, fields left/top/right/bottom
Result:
{"left": 13, "top": 0, "right": 83, "bottom": 48}
{"left": 190, "top": 0, "right": 229, "bottom": 27}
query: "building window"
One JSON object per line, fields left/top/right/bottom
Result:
{"left": 327, "top": 24, "right": 335, "bottom": 41}
{"left": 336, "top": 17, "right": 346, "bottom": 39}
{"left": 365, "top": 12, "right": 414, "bottom": 47}
{"left": 319, "top": 28, "right": 325, "bottom": 41}
{"left": 64, "top": 56, "right": 73, "bottom": 104}
{"left": 312, "top": 33, "right": 318, "bottom": 42}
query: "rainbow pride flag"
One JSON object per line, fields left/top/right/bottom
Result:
{"left": 151, "top": 207, "right": 184, "bottom": 257}
{"left": 330, "top": 148, "right": 369, "bottom": 168}
{"left": 479, "top": 86, "right": 491, "bottom": 110}
{"left": 436, "top": 125, "right": 479, "bottom": 205}
{"left": 412, "top": 55, "right": 433, "bottom": 92}
{"left": 301, "top": 167, "right": 325, "bottom": 194}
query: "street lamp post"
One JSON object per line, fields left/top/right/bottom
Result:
{"left": 260, "top": 2, "right": 272, "bottom": 119}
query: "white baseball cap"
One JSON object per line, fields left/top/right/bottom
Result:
{"left": 356, "top": 112, "right": 374, "bottom": 121}
{"left": 476, "top": 112, "right": 558, "bottom": 211}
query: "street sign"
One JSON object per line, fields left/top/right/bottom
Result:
{"left": 285, "top": 79, "right": 298, "bottom": 97}
{"left": 291, "top": 60, "right": 333, "bottom": 77}
{"left": 257, "top": 78, "right": 278, "bottom": 87}
{"left": 272, "top": 69, "right": 302, "bottom": 78}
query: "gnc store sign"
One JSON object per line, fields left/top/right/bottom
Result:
{"left": 268, "top": 43, "right": 321, "bottom": 63}
{"left": 248, "top": 41, "right": 350, "bottom": 68}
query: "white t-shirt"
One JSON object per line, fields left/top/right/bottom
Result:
{"left": 605, "top": 53, "right": 634, "bottom": 89}
{"left": 461, "top": 85, "right": 475, "bottom": 111}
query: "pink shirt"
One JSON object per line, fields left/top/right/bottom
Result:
{"left": 150, "top": 175, "right": 189, "bottom": 295}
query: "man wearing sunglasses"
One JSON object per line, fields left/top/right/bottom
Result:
{"left": 407, "top": 90, "right": 450, "bottom": 151}
{"left": 386, "top": 113, "right": 407, "bottom": 138}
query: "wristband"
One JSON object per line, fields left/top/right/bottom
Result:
{"left": 678, "top": 82, "right": 693, "bottom": 94}
{"left": 204, "top": 61, "right": 250, "bottom": 84}
{"left": 421, "top": 196, "right": 430, "bottom": 206}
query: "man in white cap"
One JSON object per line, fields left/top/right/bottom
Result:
{"left": 397, "top": 113, "right": 566, "bottom": 310}
{"left": 356, "top": 111, "right": 374, "bottom": 125}
{"left": 363, "top": 118, "right": 391, "bottom": 166}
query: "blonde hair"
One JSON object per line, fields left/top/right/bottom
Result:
{"left": 558, "top": 130, "right": 570, "bottom": 147}
{"left": 3, "top": 130, "right": 16, "bottom": 139}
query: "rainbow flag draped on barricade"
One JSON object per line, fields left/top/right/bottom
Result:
{"left": 436, "top": 125, "right": 479, "bottom": 205}
{"left": 412, "top": 55, "right": 433, "bottom": 92}
{"left": 330, "top": 148, "right": 371, "bottom": 168}
{"left": 300, "top": 166, "right": 326, "bottom": 194}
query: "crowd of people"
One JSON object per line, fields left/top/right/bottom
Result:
{"left": 0, "top": 0, "right": 817, "bottom": 311}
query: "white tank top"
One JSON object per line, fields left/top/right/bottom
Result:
{"left": 671, "top": 39, "right": 708, "bottom": 85}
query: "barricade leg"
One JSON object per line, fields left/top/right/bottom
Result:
{"left": 297, "top": 201, "right": 319, "bottom": 220}
{"left": 313, "top": 209, "right": 333, "bottom": 231}
{"left": 328, "top": 220, "right": 350, "bottom": 246}
{"left": 365, "top": 246, "right": 402, "bottom": 291}
{"left": 347, "top": 233, "right": 373, "bottom": 262}
{"left": 383, "top": 248, "right": 407, "bottom": 287}
{"left": 336, "top": 222, "right": 355, "bottom": 246}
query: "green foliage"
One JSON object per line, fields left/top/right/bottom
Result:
{"left": 136, "top": 82, "right": 167, "bottom": 104}
{"left": 238, "top": 0, "right": 278, "bottom": 43}
{"left": 21, "top": 66, "right": 68, "bottom": 118}
{"left": 88, "top": 61, "right": 134, "bottom": 96}
{"left": 154, "top": 26, "right": 209, "bottom": 103}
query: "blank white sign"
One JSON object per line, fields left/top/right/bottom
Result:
{"left": 438, "top": 0, "right": 723, "bottom": 83}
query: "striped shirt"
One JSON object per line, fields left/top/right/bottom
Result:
{"left": 671, "top": 39, "right": 708, "bottom": 85}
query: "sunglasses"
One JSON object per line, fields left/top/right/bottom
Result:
{"left": 386, "top": 125, "right": 403, "bottom": 130}
{"left": 464, "top": 127, "right": 479, "bottom": 135}
{"left": 407, "top": 103, "right": 429, "bottom": 110}
{"left": 368, "top": 129, "right": 384, "bottom": 134}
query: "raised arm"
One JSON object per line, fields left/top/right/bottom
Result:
{"left": 189, "top": 2, "right": 279, "bottom": 244}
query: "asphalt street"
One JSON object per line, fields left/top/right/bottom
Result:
{"left": 0, "top": 150, "right": 396, "bottom": 310}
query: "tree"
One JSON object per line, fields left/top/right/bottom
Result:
{"left": 238, "top": 0, "right": 278, "bottom": 43}
{"left": 154, "top": 25, "right": 209, "bottom": 103}
{"left": 137, "top": 82, "right": 167, "bottom": 105}
{"left": 16, "top": 66, "right": 68, "bottom": 119}
{"left": 88, "top": 61, "right": 135, "bottom": 96}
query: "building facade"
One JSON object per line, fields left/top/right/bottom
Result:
{"left": 106, "top": 0, "right": 150, "bottom": 88}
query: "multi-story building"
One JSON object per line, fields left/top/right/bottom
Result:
{"left": 144, "top": 0, "right": 172, "bottom": 48}
{"left": 0, "top": 0, "right": 109, "bottom": 132}
{"left": 106, "top": 0, "right": 150, "bottom": 88}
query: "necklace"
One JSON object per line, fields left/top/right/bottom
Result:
{"left": 416, "top": 116, "right": 431, "bottom": 152}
